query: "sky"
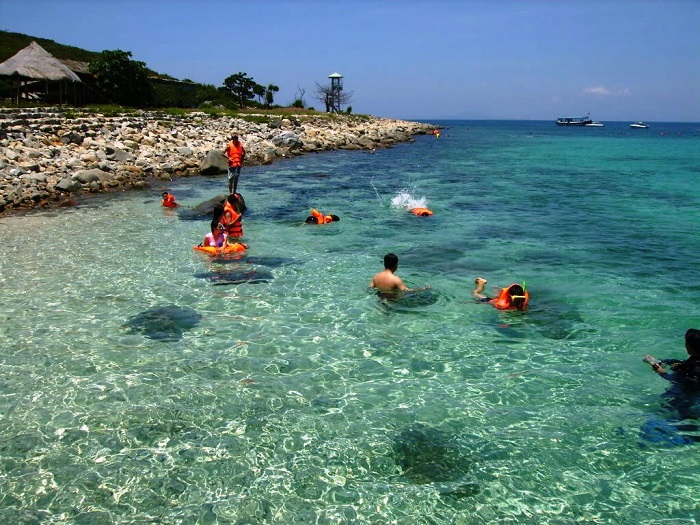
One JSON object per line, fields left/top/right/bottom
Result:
{"left": 1, "top": 0, "right": 699, "bottom": 122}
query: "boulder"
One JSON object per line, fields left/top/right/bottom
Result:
{"left": 199, "top": 150, "right": 228, "bottom": 175}
{"left": 271, "top": 131, "right": 303, "bottom": 149}
{"left": 72, "top": 168, "right": 113, "bottom": 184}
{"left": 56, "top": 178, "right": 81, "bottom": 192}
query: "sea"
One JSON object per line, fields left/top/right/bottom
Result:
{"left": 0, "top": 120, "right": 699, "bottom": 524}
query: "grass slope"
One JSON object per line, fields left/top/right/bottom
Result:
{"left": 0, "top": 30, "right": 99, "bottom": 63}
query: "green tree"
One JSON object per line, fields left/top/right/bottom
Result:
{"left": 222, "top": 72, "right": 257, "bottom": 108}
{"left": 89, "top": 50, "right": 155, "bottom": 107}
{"left": 264, "top": 84, "right": 279, "bottom": 108}
{"left": 253, "top": 84, "right": 265, "bottom": 104}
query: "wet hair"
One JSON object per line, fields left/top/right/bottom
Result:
{"left": 384, "top": 253, "right": 399, "bottom": 270}
{"left": 507, "top": 284, "right": 526, "bottom": 309}
{"left": 162, "top": 192, "right": 168, "bottom": 198}
{"left": 330, "top": 215, "right": 340, "bottom": 222}
{"left": 212, "top": 204, "right": 224, "bottom": 223}
{"left": 686, "top": 328, "right": 700, "bottom": 355}
{"left": 210, "top": 220, "right": 223, "bottom": 234}
{"left": 227, "top": 193, "right": 247, "bottom": 214}
{"left": 305, "top": 216, "right": 318, "bottom": 224}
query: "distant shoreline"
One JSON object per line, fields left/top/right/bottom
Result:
{"left": 0, "top": 108, "right": 436, "bottom": 218}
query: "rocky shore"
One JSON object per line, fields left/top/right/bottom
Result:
{"left": 0, "top": 107, "right": 434, "bottom": 217}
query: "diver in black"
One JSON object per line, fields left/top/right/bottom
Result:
{"left": 641, "top": 329, "right": 700, "bottom": 444}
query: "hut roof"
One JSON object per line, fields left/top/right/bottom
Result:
{"left": 0, "top": 41, "right": 82, "bottom": 82}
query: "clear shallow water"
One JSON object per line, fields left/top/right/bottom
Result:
{"left": 1, "top": 120, "right": 699, "bottom": 524}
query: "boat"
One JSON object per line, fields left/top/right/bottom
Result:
{"left": 556, "top": 116, "right": 593, "bottom": 126}
{"left": 630, "top": 121, "right": 649, "bottom": 129}
{"left": 585, "top": 121, "right": 605, "bottom": 127}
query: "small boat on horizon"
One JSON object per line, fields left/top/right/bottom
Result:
{"left": 585, "top": 121, "right": 605, "bottom": 127}
{"left": 556, "top": 116, "right": 593, "bottom": 126}
{"left": 630, "top": 121, "right": 650, "bottom": 129}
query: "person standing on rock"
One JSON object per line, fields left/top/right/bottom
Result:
{"left": 223, "top": 134, "right": 246, "bottom": 194}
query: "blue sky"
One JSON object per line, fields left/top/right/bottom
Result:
{"left": 2, "top": 0, "right": 699, "bottom": 121}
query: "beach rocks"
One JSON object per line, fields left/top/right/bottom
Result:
{"left": 199, "top": 150, "right": 228, "bottom": 175}
{"left": 0, "top": 107, "right": 434, "bottom": 216}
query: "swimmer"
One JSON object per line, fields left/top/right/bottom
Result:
{"left": 473, "top": 277, "right": 529, "bottom": 310}
{"left": 161, "top": 192, "right": 178, "bottom": 208}
{"left": 201, "top": 221, "right": 227, "bottom": 253}
{"left": 644, "top": 328, "right": 700, "bottom": 382}
{"left": 369, "top": 253, "right": 430, "bottom": 299}
{"left": 305, "top": 209, "right": 339, "bottom": 224}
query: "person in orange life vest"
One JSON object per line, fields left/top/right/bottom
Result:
{"left": 369, "top": 253, "right": 430, "bottom": 300}
{"left": 200, "top": 221, "right": 227, "bottom": 254}
{"left": 220, "top": 193, "right": 246, "bottom": 241}
{"left": 223, "top": 134, "right": 246, "bottom": 194}
{"left": 161, "top": 192, "right": 178, "bottom": 208}
{"left": 472, "top": 277, "right": 529, "bottom": 310}
{"left": 305, "top": 209, "right": 340, "bottom": 224}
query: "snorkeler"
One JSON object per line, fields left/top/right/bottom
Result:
{"left": 473, "top": 277, "right": 529, "bottom": 310}
{"left": 305, "top": 209, "right": 340, "bottom": 224}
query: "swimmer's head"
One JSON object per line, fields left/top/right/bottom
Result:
{"left": 686, "top": 328, "right": 700, "bottom": 358}
{"left": 305, "top": 216, "right": 319, "bottom": 224}
{"left": 383, "top": 253, "right": 399, "bottom": 270}
{"left": 507, "top": 284, "right": 527, "bottom": 310}
{"left": 162, "top": 192, "right": 168, "bottom": 198}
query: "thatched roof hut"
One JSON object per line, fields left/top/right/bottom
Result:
{"left": 0, "top": 41, "right": 84, "bottom": 104}
{"left": 0, "top": 41, "right": 82, "bottom": 82}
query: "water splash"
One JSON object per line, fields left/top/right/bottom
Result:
{"left": 390, "top": 190, "right": 427, "bottom": 210}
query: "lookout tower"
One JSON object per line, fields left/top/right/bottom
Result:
{"left": 328, "top": 72, "right": 343, "bottom": 113}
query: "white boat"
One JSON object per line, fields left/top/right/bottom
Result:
{"left": 556, "top": 116, "right": 593, "bottom": 126}
{"left": 630, "top": 121, "right": 649, "bottom": 129}
{"left": 585, "top": 121, "right": 605, "bottom": 127}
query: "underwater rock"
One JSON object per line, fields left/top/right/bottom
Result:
{"left": 126, "top": 305, "right": 202, "bottom": 341}
{"left": 376, "top": 288, "right": 439, "bottom": 309}
{"left": 194, "top": 267, "right": 274, "bottom": 286}
{"left": 176, "top": 194, "right": 227, "bottom": 221}
{"left": 393, "top": 423, "right": 464, "bottom": 483}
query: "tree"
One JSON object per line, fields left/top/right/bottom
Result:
{"left": 89, "top": 50, "right": 155, "bottom": 107}
{"left": 291, "top": 85, "right": 306, "bottom": 108}
{"left": 264, "top": 84, "right": 279, "bottom": 108}
{"left": 252, "top": 84, "right": 265, "bottom": 104}
{"left": 314, "top": 82, "right": 353, "bottom": 113}
{"left": 222, "top": 72, "right": 258, "bottom": 108}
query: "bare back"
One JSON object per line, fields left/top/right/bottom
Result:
{"left": 370, "top": 269, "right": 408, "bottom": 293}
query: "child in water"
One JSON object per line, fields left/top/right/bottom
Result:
{"left": 201, "top": 221, "right": 227, "bottom": 252}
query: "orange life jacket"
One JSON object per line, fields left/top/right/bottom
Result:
{"left": 162, "top": 193, "right": 178, "bottom": 208}
{"left": 493, "top": 284, "right": 530, "bottom": 310}
{"left": 311, "top": 209, "right": 333, "bottom": 224}
{"left": 410, "top": 208, "right": 433, "bottom": 216}
{"left": 225, "top": 141, "right": 245, "bottom": 167}
{"left": 222, "top": 201, "right": 243, "bottom": 237}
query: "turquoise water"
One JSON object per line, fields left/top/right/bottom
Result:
{"left": 1, "top": 120, "right": 699, "bottom": 524}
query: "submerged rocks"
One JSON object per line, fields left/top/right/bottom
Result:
{"left": 0, "top": 107, "right": 435, "bottom": 216}
{"left": 125, "top": 305, "right": 202, "bottom": 342}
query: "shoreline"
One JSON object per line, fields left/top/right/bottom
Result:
{"left": 0, "top": 107, "right": 436, "bottom": 218}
